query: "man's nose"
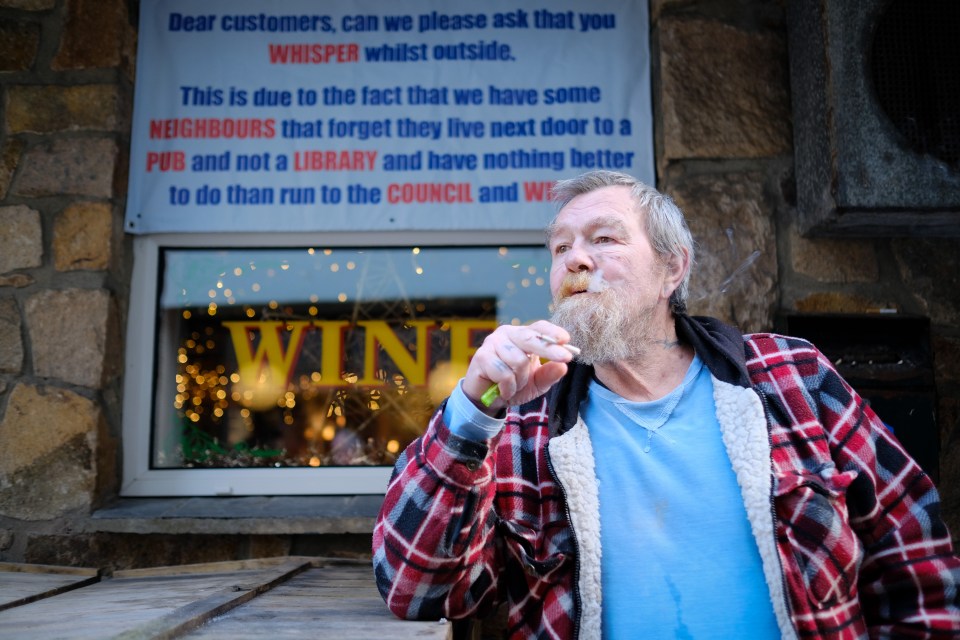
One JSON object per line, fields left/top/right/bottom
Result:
{"left": 563, "top": 243, "right": 595, "bottom": 272}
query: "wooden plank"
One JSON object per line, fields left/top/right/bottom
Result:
{"left": 0, "top": 562, "right": 99, "bottom": 576}
{"left": 112, "top": 556, "right": 313, "bottom": 579}
{"left": 182, "top": 564, "right": 451, "bottom": 640}
{"left": 110, "top": 558, "right": 312, "bottom": 640}
{"left": 0, "top": 559, "right": 310, "bottom": 640}
{"left": 0, "top": 564, "right": 100, "bottom": 612}
{"left": 0, "top": 558, "right": 450, "bottom": 639}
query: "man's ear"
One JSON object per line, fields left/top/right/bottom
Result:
{"left": 661, "top": 249, "right": 689, "bottom": 299}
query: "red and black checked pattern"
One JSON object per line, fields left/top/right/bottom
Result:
{"left": 374, "top": 332, "right": 960, "bottom": 639}
{"left": 373, "top": 401, "right": 578, "bottom": 639}
{"left": 748, "top": 334, "right": 960, "bottom": 638}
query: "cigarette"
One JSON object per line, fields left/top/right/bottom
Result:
{"left": 480, "top": 335, "right": 580, "bottom": 407}
{"left": 536, "top": 334, "right": 581, "bottom": 356}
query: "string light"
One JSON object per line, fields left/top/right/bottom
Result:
{"left": 166, "top": 245, "right": 552, "bottom": 471}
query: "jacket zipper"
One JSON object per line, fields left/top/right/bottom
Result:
{"left": 545, "top": 443, "right": 583, "bottom": 640}
{"left": 757, "top": 388, "right": 796, "bottom": 638}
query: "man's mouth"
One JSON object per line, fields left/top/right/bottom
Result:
{"left": 558, "top": 272, "right": 594, "bottom": 299}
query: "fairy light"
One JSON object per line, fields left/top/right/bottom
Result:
{"left": 169, "top": 247, "right": 517, "bottom": 470}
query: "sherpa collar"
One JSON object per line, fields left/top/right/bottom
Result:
{"left": 542, "top": 314, "right": 750, "bottom": 437}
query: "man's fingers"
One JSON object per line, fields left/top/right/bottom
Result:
{"left": 529, "top": 361, "right": 568, "bottom": 398}
{"left": 463, "top": 322, "right": 576, "bottom": 409}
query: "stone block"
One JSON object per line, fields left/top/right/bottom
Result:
{"left": 793, "top": 292, "right": 883, "bottom": 314}
{"left": 0, "top": 383, "right": 99, "bottom": 476}
{"left": 0, "top": 529, "right": 12, "bottom": 551}
{"left": 52, "top": 0, "right": 128, "bottom": 70}
{"left": 0, "top": 19, "right": 40, "bottom": 71}
{"left": 0, "top": 138, "right": 25, "bottom": 200}
{"left": 7, "top": 85, "right": 121, "bottom": 134}
{"left": 0, "top": 383, "right": 101, "bottom": 520}
{"left": 249, "top": 536, "right": 293, "bottom": 559}
{"left": 933, "top": 334, "right": 960, "bottom": 387}
{"left": 54, "top": 202, "right": 113, "bottom": 271}
{"left": 0, "top": 274, "right": 34, "bottom": 288}
{"left": 892, "top": 238, "right": 960, "bottom": 327}
{"left": 0, "top": 205, "right": 42, "bottom": 275}
{"left": 0, "top": 299, "right": 23, "bottom": 373}
{"left": 0, "top": 0, "right": 55, "bottom": 9}
{"left": 670, "top": 172, "right": 778, "bottom": 332}
{"left": 791, "top": 234, "right": 879, "bottom": 283}
{"left": 650, "top": 0, "right": 668, "bottom": 22}
{"left": 25, "top": 533, "right": 245, "bottom": 571}
{"left": 11, "top": 138, "right": 116, "bottom": 198}
{"left": 659, "top": 18, "right": 791, "bottom": 160}
{"left": 0, "top": 435, "right": 97, "bottom": 521}
{"left": 25, "top": 288, "right": 112, "bottom": 388}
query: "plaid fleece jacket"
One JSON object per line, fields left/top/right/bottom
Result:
{"left": 373, "top": 315, "right": 960, "bottom": 639}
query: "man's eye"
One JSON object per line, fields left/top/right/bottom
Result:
{"left": 553, "top": 245, "right": 569, "bottom": 255}
{"left": 595, "top": 236, "right": 613, "bottom": 244}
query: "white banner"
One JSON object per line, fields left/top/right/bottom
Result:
{"left": 125, "top": 0, "right": 653, "bottom": 234}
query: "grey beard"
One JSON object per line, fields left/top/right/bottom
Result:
{"left": 550, "top": 289, "right": 657, "bottom": 365}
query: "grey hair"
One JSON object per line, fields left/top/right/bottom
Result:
{"left": 549, "top": 170, "right": 695, "bottom": 313}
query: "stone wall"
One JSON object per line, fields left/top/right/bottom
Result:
{"left": 654, "top": 1, "right": 960, "bottom": 540}
{"left": 0, "top": 0, "right": 958, "bottom": 569}
{"left": 0, "top": 0, "right": 133, "bottom": 562}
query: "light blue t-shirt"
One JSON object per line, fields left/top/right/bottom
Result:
{"left": 582, "top": 355, "right": 780, "bottom": 638}
{"left": 444, "top": 357, "right": 781, "bottom": 637}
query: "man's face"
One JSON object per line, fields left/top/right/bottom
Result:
{"left": 547, "top": 185, "right": 668, "bottom": 305}
{"left": 547, "top": 185, "right": 674, "bottom": 363}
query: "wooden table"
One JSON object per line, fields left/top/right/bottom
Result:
{"left": 0, "top": 558, "right": 450, "bottom": 639}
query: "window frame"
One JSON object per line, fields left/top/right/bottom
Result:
{"left": 121, "top": 229, "right": 549, "bottom": 497}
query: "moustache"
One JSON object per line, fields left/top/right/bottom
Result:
{"left": 556, "top": 270, "right": 609, "bottom": 300}
{"left": 556, "top": 272, "right": 592, "bottom": 300}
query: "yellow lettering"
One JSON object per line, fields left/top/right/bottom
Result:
{"left": 223, "top": 320, "right": 312, "bottom": 386}
{"left": 357, "top": 320, "right": 433, "bottom": 385}
{"left": 221, "top": 318, "right": 498, "bottom": 393}
{"left": 314, "top": 320, "right": 350, "bottom": 385}
{"left": 448, "top": 319, "right": 497, "bottom": 377}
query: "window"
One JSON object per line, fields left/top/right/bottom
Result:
{"left": 121, "top": 232, "right": 552, "bottom": 496}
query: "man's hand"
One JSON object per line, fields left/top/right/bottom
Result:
{"left": 462, "top": 320, "right": 576, "bottom": 414}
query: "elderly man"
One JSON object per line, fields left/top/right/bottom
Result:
{"left": 373, "top": 170, "right": 960, "bottom": 639}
